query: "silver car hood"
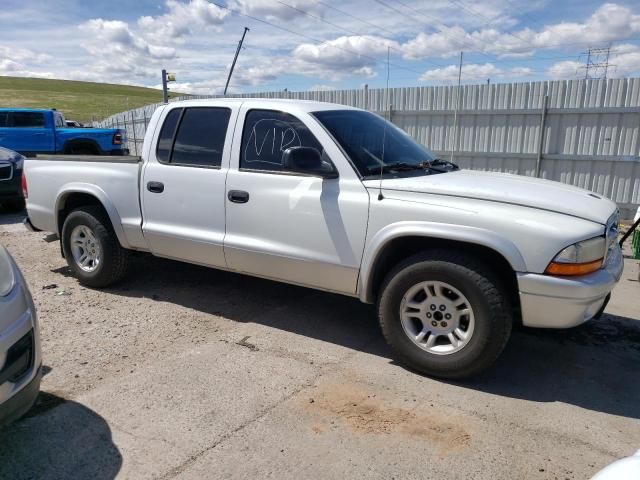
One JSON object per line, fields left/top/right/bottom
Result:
{"left": 364, "top": 170, "right": 617, "bottom": 224}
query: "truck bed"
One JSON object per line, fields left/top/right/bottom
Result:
{"left": 24, "top": 154, "right": 147, "bottom": 252}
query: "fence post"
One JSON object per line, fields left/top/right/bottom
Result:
{"left": 364, "top": 84, "right": 369, "bottom": 111}
{"left": 535, "top": 93, "right": 548, "bottom": 178}
{"left": 122, "top": 116, "right": 128, "bottom": 154}
{"left": 130, "top": 111, "right": 137, "bottom": 156}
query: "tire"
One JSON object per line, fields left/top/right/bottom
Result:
{"left": 4, "top": 198, "right": 25, "bottom": 212}
{"left": 66, "top": 143, "right": 99, "bottom": 155}
{"left": 61, "top": 206, "right": 130, "bottom": 287}
{"left": 378, "top": 250, "right": 512, "bottom": 379}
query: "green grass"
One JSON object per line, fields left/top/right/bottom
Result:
{"left": 0, "top": 76, "right": 187, "bottom": 123}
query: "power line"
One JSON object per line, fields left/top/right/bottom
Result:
{"left": 315, "top": 0, "right": 400, "bottom": 38}
{"left": 374, "top": 0, "right": 526, "bottom": 71}
{"left": 378, "top": 0, "right": 638, "bottom": 62}
{"left": 274, "top": 0, "right": 447, "bottom": 68}
{"left": 207, "top": 0, "right": 429, "bottom": 78}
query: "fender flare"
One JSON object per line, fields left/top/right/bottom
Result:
{"left": 54, "top": 183, "right": 130, "bottom": 249}
{"left": 358, "top": 221, "right": 527, "bottom": 303}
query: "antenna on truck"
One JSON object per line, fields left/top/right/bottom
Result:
{"left": 378, "top": 46, "right": 391, "bottom": 201}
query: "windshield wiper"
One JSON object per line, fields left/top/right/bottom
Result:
{"left": 428, "top": 158, "right": 460, "bottom": 171}
{"left": 370, "top": 160, "right": 433, "bottom": 174}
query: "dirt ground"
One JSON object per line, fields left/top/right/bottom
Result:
{"left": 0, "top": 207, "right": 639, "bottom": 480}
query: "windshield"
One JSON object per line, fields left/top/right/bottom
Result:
{"left": 312, "top": 109, "right": 437, "bottom": 177}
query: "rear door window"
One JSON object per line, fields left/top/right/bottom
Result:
{"left": 9, "top": 112, "right": 45, "bottom": 128}
{"left": 172, "top": 108, "right": 230, "bottom": 167}
{"left": 156, "top": 107, "right": 231, "bottom": 167}
{"left": 156, "top": 108, "right": 182, "bottom": 163}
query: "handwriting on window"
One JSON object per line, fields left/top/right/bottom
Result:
{"left": 244, "top": 119, "right": 302, "bottom": 165}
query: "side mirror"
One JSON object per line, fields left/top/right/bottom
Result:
{"left": 282, "top": 146, "right": 338, "bottom": 178}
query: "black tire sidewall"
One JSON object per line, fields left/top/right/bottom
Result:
{"left": 379, "top": 254, "right": 510, "bottom": 378}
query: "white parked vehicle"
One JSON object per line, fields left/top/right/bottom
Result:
{"left": 0, "top": 244, "right": 41, "bottom": 426}
{"left": 22, "top": 99, "right": 623, "bottom": 378}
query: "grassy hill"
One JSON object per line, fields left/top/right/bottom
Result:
{"left": 0, "top": 76, "right": 187, "bottom": 123}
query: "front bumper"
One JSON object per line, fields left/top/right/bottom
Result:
{"left": 0, "top": 252, "right": 41, "bottom": 427}
{"left": 517, "top": 245, "right": 624, "bottom": 328}
{"left": 0, "top": 362, "right": 41, "bottom": 428}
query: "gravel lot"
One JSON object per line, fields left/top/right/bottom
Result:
{"left": 0, "top": 208, "right": 639, "bottom": 480}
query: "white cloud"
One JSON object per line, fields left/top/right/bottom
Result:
{"left": 401, "top": 3, "right": 640, "bottom": 59}
{"left": 419, "top": 63, "right": 532, "bottom": 82}
{"left": 0, "top": 46, "right": 51, "bottom": 64}
{"left": 76, "top": 19, "right": 177, "bottom": 83}
{"left": 80, "top": 19, "right": 176, "bottom": 60}
{"left": 228, "top": 0, "right": 324, "bottom": 21}
{"left": 309, "top": 84, "right": 337, "bottom": 91}
{"left": 153, "top": 79, "right": 227, "bottom": 95}
{"left": 545, "top": 60, "right": 582, "bottom": 79}
{"left": 138, "top": 0, "right": 228, "bottom": 42}
{"left": 292, "top": 35, "right": 396, "bottom": 77}
{"left": 606, "top": 43, "right": 640, "bottom": 77}
{"left": 546, "top": 43, "right": 640, "bottom": 79}
{"left": 0, "top": 46, "right": 54, "bottom": 78}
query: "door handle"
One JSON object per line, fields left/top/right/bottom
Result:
{"left": 228, "top": 190, "right": 249, "bottom": 203}
{"left": 147, "top": 181, "right": 165, "bottom": 193}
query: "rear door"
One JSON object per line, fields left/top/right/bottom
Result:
{"left": 0, "top": 111, "right": 54, "bottom": 153}
{"left": 140, "top": 105, "right": 237, "bottom": 268}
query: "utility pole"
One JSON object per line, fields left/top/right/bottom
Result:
{"left": 162, "top": 69, "right": 168, "bottom": 103}
{"left": 580, "top": 45, "right": 615, "bottom": 79}
{"left": 224, "top": 27, "right": 250, "bottom": 95}
{"left": 161, "top": 70, "right": 176, "bottom": 103}
{"left": 450, "top": 51, "right": 463, "bottom": 163}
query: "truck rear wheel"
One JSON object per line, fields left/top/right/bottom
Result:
{"left": 61, "top": 206, "right": 130, "bottom": 287}
{"left": 378, "top": 250, "right": 512, "bottom": 379}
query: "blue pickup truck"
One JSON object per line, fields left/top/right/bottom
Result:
{"left": 0, "top": 108, "right": 127, "bottom": 156}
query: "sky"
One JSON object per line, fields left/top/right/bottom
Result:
{"left": 1, "top": 0, "right": 639, "bottom": 94}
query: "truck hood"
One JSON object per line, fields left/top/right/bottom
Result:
{"left": 364, "top": 170, "right": 617, "bottom": 224}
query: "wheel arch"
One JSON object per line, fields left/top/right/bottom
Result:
{"left": 55, "top": 185, "right": 130, "bottom": 249}
{"left": 62, "top": 138, "right": 102, "bottom": 155}
{"left": 359, "top": 222, "right": 526, "bottom": 309}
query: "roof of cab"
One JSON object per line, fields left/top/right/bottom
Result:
{"left": 0, "top": 108, "right": 57, "bottom": 113}
{"left": 164, "top": 97, "right": 361, "bottom": 113}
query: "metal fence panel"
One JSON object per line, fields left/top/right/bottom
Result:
{"left": 98, "top": 77, "right": 640, "bottom": 218}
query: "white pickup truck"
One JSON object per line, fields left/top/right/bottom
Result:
{"left": 23, "top": 99, "right": 623, "bottom": 378}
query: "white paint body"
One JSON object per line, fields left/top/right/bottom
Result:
{"left": 24, "top": 99, "right": 624, "bottom": 329}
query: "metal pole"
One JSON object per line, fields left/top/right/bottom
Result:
{"left": 130, "top": 111, "right": 138, "bottom": 156}
{"left": 161, "top": 69, "right": 168, "bottom": 103}
{"left": 450, "top": 51, "right": 463, "bottom": 163}
{"left": 364, "top": 83, "right": 368, "bottom": 111}
{"left": 224, "top": 27, "right": 250, "bottom": 95}
{"left": 535, "top": 93, "right": 548, "bottom": 178}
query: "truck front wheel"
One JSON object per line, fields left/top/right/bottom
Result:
{"left": 61, "top": 206, "right": 130, "bottom": 287}
{"left": 378, "top": 250, "right": 512, "bottom": 379}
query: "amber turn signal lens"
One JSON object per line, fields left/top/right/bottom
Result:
{"left": 544, "top": 258, "right": 603, "bottom": 276}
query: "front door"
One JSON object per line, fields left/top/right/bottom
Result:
{"left": 141, "top": 105, "right": 236, "bottom": 268}
{"left": 224, "top": 106, "right": 370, "bottom": 295}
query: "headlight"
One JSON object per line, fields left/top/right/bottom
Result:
{"left": 0, "top": 246, "right": 16, "bottom": 296}
{"left": 13, "top": 155, "right": 24, "bottom": 171}
{"left": 545, "top": 236, "right": 606, "bottom": 276}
